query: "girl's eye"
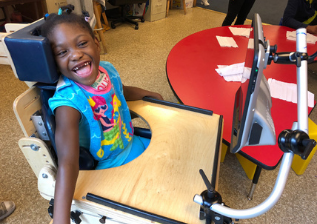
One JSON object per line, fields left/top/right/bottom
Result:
{"left": 79, "top": 41, "right": 88, "bottom": 47}
{"left": 56, "top": 50, "right": 67, "bottom": 57}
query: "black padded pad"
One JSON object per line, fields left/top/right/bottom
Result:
{"left": 5, "top": 19, "right": 59, "bottom": 84}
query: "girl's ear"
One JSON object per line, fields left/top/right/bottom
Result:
{"left": 94, "top": 37, "right": 101, "bottom": 53}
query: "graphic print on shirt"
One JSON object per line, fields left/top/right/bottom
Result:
{"left": 90, "top": 96, "right": 114, "bottom": 131}
{"left": 84, "top": 71, "right": 132, "bottom": 158}
{"left": 91, "top": 70, "right": 111, "bottom": 92}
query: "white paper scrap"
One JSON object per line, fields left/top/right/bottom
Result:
{"left": 216, "top": 36, "right": 238, "bottom": 48}
{"left": 229, "top": 27, "right": 252, "bottom": 37}
{"left": 248, "top": 38, "right": 254, "bottom": 49}
{"left": 268, "top": 78, "right": 314, "bottom": 107}
{"left": 215, "top": 62, "right": 251, "bottom": 83}
{"left": 242, "top": 67, "right": 251, "bottom": 83}
{"left": 286, "top": 31, "right": 317, "bottom": 44}
{"left": 216, "top": 63, "right": 244, "bottom": 76}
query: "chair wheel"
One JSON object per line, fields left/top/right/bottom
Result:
{"left": 111, "top": 22, "right": 116, "bottom": 29}
{"left": 141, "top": 18, "right": 145, "bottom": 22}
{"left": 135, "top": 25, "right": 139, "bottom": 30}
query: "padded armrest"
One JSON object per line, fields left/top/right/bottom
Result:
{"left": 4, "top": 19, "right": 59, "bottom": 84}
{"left": 134, "top": 127, "right": 152, "bottom": 139}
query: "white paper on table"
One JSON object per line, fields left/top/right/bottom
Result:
{"left": 223, "top": 74, "right": 243, "bottom": 82}
{"left": 242, "top": 67, "right": 251, "bottom": 82}
{"left": 215, "top": 62, "right": 251, "bottom": 83}
{"left": 248, "top": 38, "right": 254, "bottom": 49}
{"left": 286, "top": 31, "right": 317, "bottom": 44}
{"left": 216, "top": 63, "right": 244, "bottom": 75}
{"left": 268, "top": 78, "right": 314, "bottom": 107}
{"left": 229, "top": 27, "right": 252, "bottom": 38}
{"left": 216, "top": 36, "right": 238, "bottom": 48}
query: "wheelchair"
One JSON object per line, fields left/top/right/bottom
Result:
{"left": 7, "top": 19, "right": 223, "bottom": 224}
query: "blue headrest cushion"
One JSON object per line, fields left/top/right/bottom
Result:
{"left": 5, "top": 19, "right": 59, "bottom": 84}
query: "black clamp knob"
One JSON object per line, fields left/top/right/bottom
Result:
{"left": 99, "top": 216, "right": 107, "bottom": 223}
{"left": 48, "top": 198, "right": 54, "bottom": 219}
{"left": 278, "top": 129, "right": 316, "bottom": 160}
{"left": 70, "top": 210, "right": 82, "bottom": 224}
{"left": 193, "top": 169, "right": 234, "bottom": 224}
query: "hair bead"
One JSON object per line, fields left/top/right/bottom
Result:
{"left": 58, "top": 8, "right": 62, "bottom": 15}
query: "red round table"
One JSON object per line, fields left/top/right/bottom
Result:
{"left": 166, "top": 25, "right": 316, "bottom": 169}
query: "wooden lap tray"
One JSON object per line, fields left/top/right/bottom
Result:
{"left": 74, "top": 99, "right": 223, "bottom": 224}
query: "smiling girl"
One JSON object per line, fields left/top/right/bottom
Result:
{"left": 40, "top": 6, "right": 163, "bottom": 223}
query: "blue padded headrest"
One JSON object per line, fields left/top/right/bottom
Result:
{"left": 5, "top": 19, "right": 59, "bottom": 84}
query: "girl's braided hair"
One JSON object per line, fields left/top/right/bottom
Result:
{"left": 38, "top": 4, "right": 95, "bottom": 40}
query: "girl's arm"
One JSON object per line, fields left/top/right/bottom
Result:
{"left": 123, "top": 85, "right": 163, "bottom": 101}
{"left": 53, "top": 106, "right": 81, "bottom": 224}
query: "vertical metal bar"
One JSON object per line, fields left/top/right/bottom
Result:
{"left": 296, "top": 28, "right": 308, "bottom": 134}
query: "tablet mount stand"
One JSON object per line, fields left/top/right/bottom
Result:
{"left": 194, "top": 28, "right": 317, "bottom": 223}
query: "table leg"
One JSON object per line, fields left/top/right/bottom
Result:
{"left": 182, "top": 0, "right": 186, "bottom": 15}
{"left": 93, "top": 1, "right": 107, "bottom": 54}
{"left": 247, "top": 165, "right": 262, "bottom": 200}
{"left": 4, "top": 6, "right": 11, "bottom": 22}
{"left": 101, "top": 11, "right": 110, "bottom": 31}
{"left": 40, "top": 0, "right": 47, "bottom": 15}
{"left": 33, "top": 2, "right": 39, "bottom": 20}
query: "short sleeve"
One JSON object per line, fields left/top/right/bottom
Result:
{"left": 48, "top": 91, "right": 84, "bottom": 121}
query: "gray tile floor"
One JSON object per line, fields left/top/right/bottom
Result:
{"left": 0, "top": 7, "right": 316, "bottom": 224}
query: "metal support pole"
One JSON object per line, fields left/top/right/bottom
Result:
{"left": 296, "top": 28, "right": 308, "bottom": 134}
{"left": 247, "top": 166, "right": 262, "bottom": 200}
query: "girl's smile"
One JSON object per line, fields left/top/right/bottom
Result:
{"left": 72, "top": 61, "right": 92, "bottom": 78}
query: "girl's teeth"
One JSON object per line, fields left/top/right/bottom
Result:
{"left": 74, "top": 62, "right": 90, "bottom": 71}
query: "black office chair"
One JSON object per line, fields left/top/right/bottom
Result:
{"left": 108, "top": 0, "right": 147, "bottom": 30}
